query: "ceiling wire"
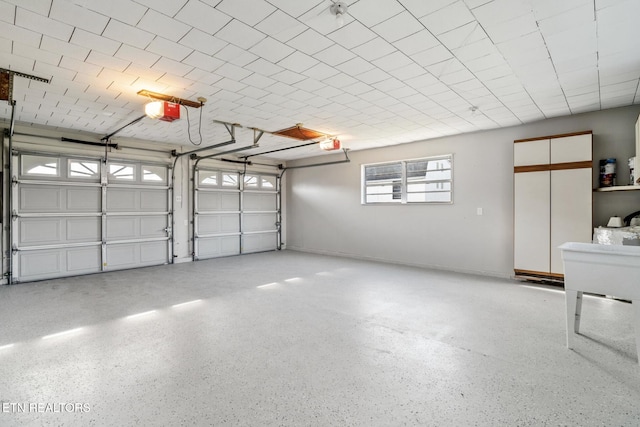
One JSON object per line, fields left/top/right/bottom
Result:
{"left": 183, "top": 104, "right": 203, "bottom": 146}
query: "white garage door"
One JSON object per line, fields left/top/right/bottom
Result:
{"left": 194, "top": 169, "right": 280, "bottom": 260}
{"left": 11, "top": 152, "right": 172, "bottom": 283}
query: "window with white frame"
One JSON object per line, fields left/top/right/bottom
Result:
{"left": 362, "top": 155, "right": 452, "bottom": 204}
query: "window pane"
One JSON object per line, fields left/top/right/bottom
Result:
{"left": 407, "top": 192, "right": 451, "bottom": 203}
{"left": 109, "top": 164, "right": 134, "bottom": 180}
{"left": 143, "top": 165, "right": 166, "bottom": 182}
{"left": 200, "top": 172, "right": 218, "bottom": 186}
{"left": 222, "top": 173, "right": 239, "bottom": 188}
{"left": 261, "top": 176, "right": 276, "bottom": 188}
{"left": 365, "top": 163, "right": 401, "bottom": 183}
{"left": 68, "top": 160, "right": 99, "bottom": 179}
{"left": 244, "top": 175, "right": 258, "bottom": 188}
{"left": 407, "top": 182, "right": 451, "bottom": 192}
{"left": 22, "top": 155, "right": 59, "bottom": 176}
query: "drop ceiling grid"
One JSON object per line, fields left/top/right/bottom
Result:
{"left": 0, "top": 0, "right": 639, "bottom": 159}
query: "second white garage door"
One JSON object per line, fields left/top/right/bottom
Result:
{"left": 194, "top": 168, "right": 280, "bottom": 260}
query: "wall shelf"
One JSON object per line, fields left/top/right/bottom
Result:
{"left": 594, "top": 185, "right": 640, "bottom": 192}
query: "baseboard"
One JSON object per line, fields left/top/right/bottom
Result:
{"left": 285, "top": 246, "right": 512, "bottom": 280}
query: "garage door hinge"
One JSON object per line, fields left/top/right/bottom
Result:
{"left": 11, "top": 210, "right": 17, "bottom": 221}
{"left": 11, "top": 244, "right": 18, "bottom": 254}
{"left": 11, "top": 176, "right": 18, "bottom": 186}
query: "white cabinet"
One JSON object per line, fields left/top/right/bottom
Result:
{"left": 514, "top": 132, "right": 593, "bottom": 280}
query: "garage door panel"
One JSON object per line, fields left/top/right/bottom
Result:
{"left": 198, "top": 213, "right": 239, "bottom": 234}
{"left": 198, "top": 236, "right": 240, "bottom": 258}
{"left": 67, "top": 246, "right": 101, "bottom": 272}
{"left": 198, "top": 191, "right": 238, "bottom": 211}
{"left": 67, "top": 188, "right": 101, "bottom": 211}
{"left": 19, "top": 217, "right": 100, "bottom": 246}
{"left": 244, "top": 213, "right": 277, "bottom": 232}
{"left": 106, "top": 217, "right": 137, "bottom": 239}
{"left": 67, "top": 218, "right": 101, "bottom": 241}
{"left": 106, "top": 242, "right": 168, "bottom": 270}
{"left": 106, "top": 244, "right": 137, "bottom": 269}
{"left": 244, "top": 193, "right": 276, "bottom": 211}
{"left": 20, "top": 218, "right": 61, "bottom": 245}
{"left": 17, "top": 247, "right": 101, "bottom": 281}
{"left": 140, "top": 190, "right": 168, "bottom": 211}
{"left": 140, "top": 241, "right": 168, "bottom": 263}
{"left": 243, "top": 233, "right": 277, "bottom": 253}
{"left": 20, "top": 186, "right": 61, "bottom": 212}
{"left": 106, "top": 188, "right": 137, "bottom": 211}
{"left": 19, "top": 251, "right": 61, "bottom": 278}
{"left": 140, "top": 216, "right": 168, "bottom": 237}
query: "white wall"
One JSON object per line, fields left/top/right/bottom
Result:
{"left": 285, "top": 105, "right": 640, "bottom": 278}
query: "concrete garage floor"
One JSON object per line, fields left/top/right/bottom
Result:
{"left": 0, "top": 251, "right": 638, "bottom": 426}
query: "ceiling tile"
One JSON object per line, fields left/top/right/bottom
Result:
{"left": 327, "top": 21, "right": 378, "bottom": 50}
{"left": 372, "top": 51, "right": 413, "bottom": 72}
{"left": 50, "top": 0, "right": 110, "bottom": 34}
{"left": 255, "top": 10, "right": 307, "bottom": 43}
{"left": 393, "top": 30, "right": 440, "bottom": 56}
{"left": 137, "top": 10, "right": 191, "bottom": 42}
{"left": 70, "top": 29, "right": 121, "bottom": 55}
{"left": 438, "top": 22, "right": 487, "bottom": 50}
{"left": 215, "top": 0, "right": 277, "bottom": 26}
{"left": 79, "top": 0, "right": 148, "bottom": 26}
{"left": 175, "top": 1, "right": 232, "bottom": 35}
{"left": 355, "top": 68, "right": 392, "bottom": 85}
{"left": 15, "top": 7, "right": 74, "bottom": 41}
{"left": 372, "top": 11, "right": 424, "bottom": 43}
{"left": 151, "top": 56, "right": 194, "bottom": 77}
{"left": 41, "top": 36, "right": 90, "bottom": 61}
{"left": 351, "top": 38, "right": 397, "bottom": 61}
{"left": 337, "top": 57, "right": 375, "bottom": 76}
{"left": 103, "top": 20, "right": 154, "bottom": 50}
{"left": 214, "top": 44, "right": 259, "bottom": 67}
{"left": 287, "top": 29, "right": 334, "bottom": 56}
{"left": 277, "top": 51, "right": 320, "bottom": 73}
{"left": 313, "top": 44, "right": 356, "bottom": 67}
{"left": 412, "top": 45, "right": 453, "bottom": 68}
{"left": 250, "top": 37, "right": 295, "bottom": 63}
{"left": 400, "top": 0, "right": 458, "bottom": 18}
{"left": 263, "top": 0, "right": 320, "bottom": 18}
{"left": 182, "top": 50, "right": 223, "bottom": 72}
{"left": 301, "top": 62, "right": 341, "bottom": 80}
{"left": 215, "top": 19, "right": 266, "bottom": 49}
{"left": 472, "top": 0, "right": 533, "bottom": 25}
{"left": 179, "top": 28, "right": 227, "bottom": 56}
{"left": 132, "top": 0, "right": 188, "bottom": 17}
{"left": 86, "top": 50, "right": 130, "bottom": 72}
{"left": 420, "top": 2, "right": 475, "bottom": 35}
{"left": 146, "top": 37, "right": 193, "bottom": 62}
{"left": 244, "top": 58, "right": 284, "bottom": 76}
{"left": 271, "top": 69, "right": 306, "bottom": 85}
{"left": 348, "top": 0, "right": 405, "bottom": 27}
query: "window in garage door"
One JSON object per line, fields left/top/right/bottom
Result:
{"left": 11, "top": 152, "right": 172, "bottom": 283}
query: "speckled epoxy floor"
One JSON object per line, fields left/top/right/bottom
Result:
{"left": 0, "top": 251, "right": 638, "bottom": 426}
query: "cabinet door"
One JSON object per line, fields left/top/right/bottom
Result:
{"left": 550, "top": 134, "right": 592, "bottom": 164}
{"left": 550, "top": 168, "right": 593, "bottom": 275}
{"left": 514, "top": 171, "right": 551, "bottom": 274}
{"left": 514, "top": 139, "right": 549, "bottom": 167}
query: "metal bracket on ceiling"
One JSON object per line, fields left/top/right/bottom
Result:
{"left": 213, "top": 120, "right": 242, "bottom": 140}
{"left": 249, "top": 127, "right": 265, "bottom": 145}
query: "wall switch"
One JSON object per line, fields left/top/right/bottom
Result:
{"left": 476, "top": 207, "right": 483, "bottom": 216}
{"left": 176, "top": 195, "right": 182, "bottom": 203}
{"left": 184, "top": 220, "right": 188, "bottom": 226}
